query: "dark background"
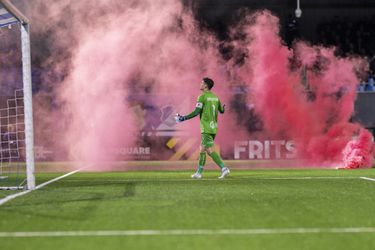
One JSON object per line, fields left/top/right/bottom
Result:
{"left": 188, "top": 0, "right": 375, "bottom": 57}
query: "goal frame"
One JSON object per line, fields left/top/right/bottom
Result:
{"left": 0, "top": 0, "right": 35, "bottom": 190}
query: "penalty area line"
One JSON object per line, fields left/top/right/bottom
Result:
{"left": 1, "top": 227, "right": 375, "bottom": 238}
{"left": 0, "top": 168, "right": 83, "bottom": 206}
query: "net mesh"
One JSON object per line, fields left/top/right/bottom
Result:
{"left": 0, "top": 89, "right": 26, "bottom": 189}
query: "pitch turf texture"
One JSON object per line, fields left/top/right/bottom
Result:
{"left": 1, "top": 169, "right": 375, "bottom": 250}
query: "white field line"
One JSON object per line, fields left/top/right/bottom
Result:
{"left": 35, "top": 169, "right": 82, "bottom": 190}
{"left": 1, "top": 227, "right": 375, "bottom": 238}
{"left": 66, "top": 176, "right": 356, "bottom": 182}
{"left": 360, "top": 177, "right": 375, "bottom": 182}
{"left": 263, "top": 177, "right": 357, "bottom": 180}
{"left": 0, "top": 168, "right": 82, "bottom": 206}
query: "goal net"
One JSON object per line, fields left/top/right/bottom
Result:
{"left": 0, "top": 90, "right": 26, "bottom": 189}
{"left": 0, "top": 0, "right": 35, "bottom": 190}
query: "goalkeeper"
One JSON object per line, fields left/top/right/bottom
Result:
{"left": 176, "top": 77, "right": 230, "bottom": 179}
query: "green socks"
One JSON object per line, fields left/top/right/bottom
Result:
{"left": 209, "top": 151, "right": 225, "bottom": 169}
{"left": 198, "top": 153, "right": 206, "bottom": 173}
{"left": 197, "top": 151, "right": 225, "bottom": 173}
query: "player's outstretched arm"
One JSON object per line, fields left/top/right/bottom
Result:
{"left": 175, "top": 107, "right": 201, "bottom": 123}
{"left": 175, "top": 96, "right": 204, "bottom": 123}
{"left": 185, "top": 107, "right": 201, "bottom": 119}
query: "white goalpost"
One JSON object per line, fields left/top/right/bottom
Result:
{"left": 0, "top": 0, "right": 35, "bottom": 190}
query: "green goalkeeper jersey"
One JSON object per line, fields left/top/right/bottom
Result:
{"left": 195, "top": 91, "right": 224, "bottom": 134}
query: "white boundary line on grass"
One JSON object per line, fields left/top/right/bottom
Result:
{"left": 0, "top": 168, "right": 82, "bottom": 206}
{"left": 263, "top": 177, "right": 357, "bottom": 180}
{"left": 97, "top": 176, "right": 357, "bottom": 182}
{"left": 360, "top": 177, "right": 375, "bottom": 182}
{"left": 1, "top": 227, "right": 375, "bottom": 238}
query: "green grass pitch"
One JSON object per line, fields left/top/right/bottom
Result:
{"left": 1, "top": 169, "right": 375, "bottom": 250}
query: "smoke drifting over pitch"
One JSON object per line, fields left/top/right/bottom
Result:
{"left": 227, "top": 11, "right": 373, "bottom": 167}
{"left": 9, "top": 0, "right": 374, "bottom": 168}
{"left": 17, "top": 0, "right": 231, "bottom": 166}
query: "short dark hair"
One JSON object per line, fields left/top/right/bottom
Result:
{"left": 203, "top": 77, "right": 214, "bottom": 89}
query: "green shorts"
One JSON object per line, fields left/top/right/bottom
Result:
{"left": 201, "top": 133, "right": 216, "bottom": 148}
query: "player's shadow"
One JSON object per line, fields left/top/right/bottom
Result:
{"left": 0, "top": 182, "right": 137, "bottom": 221}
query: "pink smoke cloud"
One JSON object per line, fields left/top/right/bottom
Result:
{"left": 225, "top": 10, "right": 373, "bottom": 167}
{"left": 341, "top": 128, "right": 374, "bottom": 169}
{"left": 7, "top": 1, "right": 373, "bottom": 168}
{"left": 15, "top": 0, "right": 237, "bottom": 166}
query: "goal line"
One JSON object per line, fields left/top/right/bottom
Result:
{"left": 0, "top": 168, "right": 82, "bottom": 206}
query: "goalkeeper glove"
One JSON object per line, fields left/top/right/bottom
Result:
{"left": 175, "top": 113, "right": 186, "bottom": 123}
